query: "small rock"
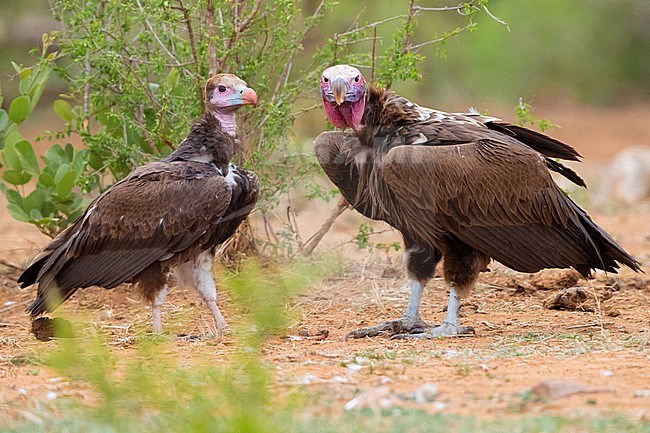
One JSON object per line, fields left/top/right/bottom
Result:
{"left": 409, "top": 383, "right": 438, "bottom": 404}
{"left": 45, "top": 391, "right": 57, "bottom": 401}
{"left": 298, "top": 373, "right": 321, "bottom": 385}
{"left": 634, "top": 389, "right": 650, "bottom": 398}
{"left": 344, "top": 386, "right": 398, "bottom": 411}
{"left": 346, "top": 363, "right": 363, "bottom": 373}
{"left": 329, "top": 375, "right": 350, "bottom": 384}
{"left": 600, "top": 370, "right": 613, "bottom": 377}
{"left": 543, "top": 287, "right": 613, "bottom": 312}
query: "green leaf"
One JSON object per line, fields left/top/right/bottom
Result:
{"left": 54, "top": 163, "right": 70, "bottom": 184}
{"left": 1, "top": 141, "right": 22, "bottom": 170}
{"left": 15, "top": 140, "right": 40, "bottom": 175}
{"left": 19, "top": 74, "right": 33, "bottom": 94}
{"left": 88, "top": 151, "right": 104, "bottom": 171}
{"left": 39, "top": 171, "right": 55, "bottom": 187}
{"left": 3, "top": 169, "right": 31, "bottom": 185}
{"left": 0, "top": 109, "right": 8, "bottom": 132}
{"left": 29, "top": 208, "right": 43, "bottom": 221}
{"left": 43, "top": 144, "right": 67, "bottom": 167}
{"left": 24, "top": 189, "right": 45, "bottom": 211}
{"left": 11, "top": 61, "right": 22, "bottom": 74}
{"left": 6, "top": 203, "right": 30, "bottom": 222}
{"left": 55, "top": 170, "right": 76, "bottom": 198}
{"left": 8, "top": 96, "right": 30, "bottom": 124}
{"left": 4, "top": 130, "right": 23, "bottom": 148}
{"left": 53, "top": 99, "right": 73, "bottom": 122}
{"left": 0, "top": 184, "right": 22, "bottom": 206}
{"left": 166, "top": 68, "right": 180, "bottom": 89}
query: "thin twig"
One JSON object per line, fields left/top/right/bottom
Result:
{"left": 206, "top": 0, "right": 217, "bottom": 76}
{"left": 370, "top": 26, "right": 377, "bottom": 84}
{"left": 0, "top": 300, "right": 30, "bottom": 315}
{"left": 300, "top": 197, "right": 349, "bottom": 256}
{"left": 334, "top": 15, "right": 405, "bottom": 39}
{"left": 0, "top": 258, "right": 24, "bottom": 272}
{"left": 135, "top": 0, "right": 189, "bottom": 75}
{"left": 172, "top": 0, "right": 206, "bottom": 112}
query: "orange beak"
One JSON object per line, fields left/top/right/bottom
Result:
{"left": 240, "top": 87, "right": 258, "bottom": 108}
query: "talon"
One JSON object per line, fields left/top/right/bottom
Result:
{"left": 345, "top": 318, "right": 430, "bottom": 340}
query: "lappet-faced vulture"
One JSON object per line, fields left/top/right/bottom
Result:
{"left": 19, "top": 74, "right": 259, "bottom": 336}
{"left": 316, "top": 64, "right": 642, "bottom": 339}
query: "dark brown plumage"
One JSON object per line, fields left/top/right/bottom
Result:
{"left": 19, "top": 74, "right": 259, "bottom": 335}
{"left": 318, "top": 65, "right": 642, "bottom": 339}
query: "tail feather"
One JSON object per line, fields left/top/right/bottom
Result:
{"left": 17, "top": 256, "right": 48, "bottom": 288}
{"left": 488, "top": 122, "right": 582, "bottom": 161}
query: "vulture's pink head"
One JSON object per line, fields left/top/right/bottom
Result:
{"left": 206, "top": 74, "right": 258, "bottom": 113}
{"left": 320, "top": 65, "right": 366, "bottom": 131}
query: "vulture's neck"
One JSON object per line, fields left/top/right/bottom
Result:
{"left": 212, "top": 110, "right": 237, "bottom": 137}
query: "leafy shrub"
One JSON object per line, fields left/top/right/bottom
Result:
{"left": 1, "top": 1, "right": 501, "bottom": 245}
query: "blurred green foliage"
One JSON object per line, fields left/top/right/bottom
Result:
{"left": 2, "top": 258, "right": 648, "bottom": 432}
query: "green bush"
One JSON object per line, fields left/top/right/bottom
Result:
{"left": 1, "top": 0, "right": 500, "bottom": 245}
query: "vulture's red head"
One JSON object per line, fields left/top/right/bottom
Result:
{"left": 206, "top": 74, "right": 258, "bottom": 113}
{"left": 320, "top": 65, "right": 367, "bottom": 131}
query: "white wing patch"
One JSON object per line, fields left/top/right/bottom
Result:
{"left": 225, "top": 164, "right": 239, "bottom": 187}
{"left": 188, "top": 154, "right": 213, "bottom": 164}
{"left": 415, "top": 106, "right": 433, "bottom": 121}
{"left": 411, "top": 133, "right": 428, "bottom": 145}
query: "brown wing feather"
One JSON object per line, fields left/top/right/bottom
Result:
{"left": 381, "top": 140, "right": 637, "bottom": 275}
{"left": 24, "top": 160, "right": 232, "bottom": 313}
{"left": 314, "top": 131, "right": 393, "bottom": 224}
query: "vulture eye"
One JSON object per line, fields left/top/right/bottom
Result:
{"left": 217, "top": 84, "right": 227, "bottom": 93}
{"left": 354, "top": 75, "right": 360, "bottom": 83}
{"left": 323, "top": 77, "right": 329, "bottom": 83}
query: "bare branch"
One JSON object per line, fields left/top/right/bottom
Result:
{"left": 206, "top": 0, "right": 217, "bottom": 76}
{"left": 135, "top": 0, "right": 189, "bottom": 75}
{"left": 171, "top": 0, "right": 205, "bottom": 112}
{"left": 300, "top": 197, "right": 349, "bottom": 256}
{"left": 334, "top": 14, "right": 405, "bottom": 39}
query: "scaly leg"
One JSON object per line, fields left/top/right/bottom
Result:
{"left": 151, "top": 284, "right": 169, "bottom": 334}
{"left": 391, "top": 286, "right": 474, "bottom": 339}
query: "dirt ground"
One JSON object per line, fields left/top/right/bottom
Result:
{"left": 0, "top": 103, "right": 649, "bottom": 424}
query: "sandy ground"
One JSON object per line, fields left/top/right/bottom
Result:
{"left": 0, "top": 103, "right": 649, "bottom": 423}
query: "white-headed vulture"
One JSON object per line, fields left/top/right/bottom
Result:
{"left": 316, "top": 64, "right": 642, "bottom": 339}
{"left": 19, "top": 74, "right": 259, "bottom": 336}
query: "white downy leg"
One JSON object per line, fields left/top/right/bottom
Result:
{"left": 152, "top": 284, "right": 169, "bottom": 334}
{"left": 192, "top": 251, "right": 229, "bottom": 336}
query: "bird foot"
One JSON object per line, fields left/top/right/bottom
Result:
{"left": 345, "top": 317, "right": 429, "bottom": 340}
{"left": 390, "top": 322, "right": 475, "bottom": 340}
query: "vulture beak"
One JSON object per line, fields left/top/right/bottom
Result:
{"left": 235, "top": 86, "right": 258, "bottom": 108}
{"left": 331, "top": 77, "right": 347, "bottom": 106}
